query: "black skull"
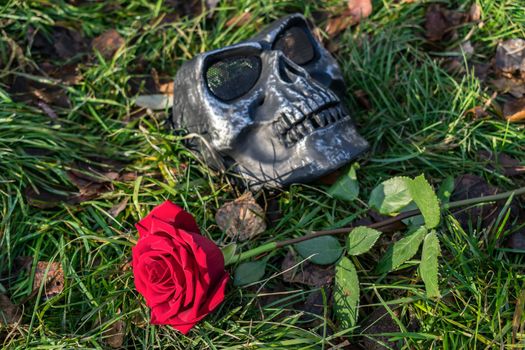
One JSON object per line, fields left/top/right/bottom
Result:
{"left": 171, "top": 14, "right": 369, "bottom": 188}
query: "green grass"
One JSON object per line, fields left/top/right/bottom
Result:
{"left": 1, "top": 0, "right": 525, "bottom": 348}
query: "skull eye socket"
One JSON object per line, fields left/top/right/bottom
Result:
{"left": 205, "top": 55, "right": 261, "bottom": 101}
{"left": 273, "top": 26, "right": 316, "bottom": 65}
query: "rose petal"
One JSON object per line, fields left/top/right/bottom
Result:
{"left": 170, "top": 272, "right": 229, "bottom": 329}
{"left": 136, "top": 201, "right": 200, "bottom": 238}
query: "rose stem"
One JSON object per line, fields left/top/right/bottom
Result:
{"left": 225, "top": 186, "right": 525, "bottom": 266}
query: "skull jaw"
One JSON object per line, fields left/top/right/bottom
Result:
{"left": 230, "top": 119, "right": 369, "bottom": 188}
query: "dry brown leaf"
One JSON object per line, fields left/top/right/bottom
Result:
{"left": 226, "top": 12, "right": 252, "bottom": 28}
{"left": 325, "top": 0, "right": 373, "bottom": 38}
{"left": 158, "top": 81, "right": 174, "bottom": 95}
{"left": 25, "top": 186, "right": 71, "bottom": 209}
{"left": 104, "top": 319, "right": 125, "bottom": 348}
{"left": 325, "top": 13, "right": 355, "bottom": 39}
{"left": 469, "top": 3, "right": 482, "bottom": 21}
{"left": 424, "top": 5, "right": 468, "bottom": 42}
{"left": 30, "top": 26, "right": 88, "bottom": 60}
{"left": 92, "top": 29, "right": 125, "bottom": 59}
{"left": 478, "top": 150, "right": 525, "bottom": 176}
{"left": 512, "top": 289, "right": 525, "bottom": 344}
{"left": 503, "top": 97, "right": 525, "bottom": 122}
{"left": 281, "top": 250, "right": 334, "bottom": 287}
{"left": 347, "top": 0, "right": 373, "bottom": 21}
{"left": 464, "top": 106, "right": 488, "bottom": 119}
{"left": 490, "top": 77, "right": 525, "bottom": 98}
{"left": 354, "top": 89, "right": 372, "bottom": 110}
{"left": 33, "top": 261, "right": 64, "bottom": 300}
{"left": 495, "top": 39, "right": 525, "bottom": 77}
{"left": 109, "top": 198, "right": 129, "bottom": 217}
{"left": 215, "top": 192, "right": 266, "bottom": 241}
{"left": 0, "top": 294, "right": 21, "bottom": 325}
{"left": 9, "top": 75, "right": 71, "bottom": 108}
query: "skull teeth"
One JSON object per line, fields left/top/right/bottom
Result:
{"left": 279, "top": 105, "right": 350, "bottom": 147}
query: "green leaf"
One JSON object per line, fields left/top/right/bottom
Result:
{"left": 368, "top": 177, "right": 413, "bottom": 215}
{"left": 407, "top": 175, "right": 441, "bottom": 229}
{"left": 347, "top": 226, "right": 382, "bottom": 256}
{"left": 294, "top": 236, "right": 343, "bottom": 265}
{"left": 233, "top": 261, "right": 266, "bottom": 286}
{"left": 437, "top": 176, "right": 455, "bottom": 204}
{"left": 221, "top": 243, "right": 237, "bottom": 266}
{"left": 328, "top": 164, "right": 360, "bottom": 202}
{"left": 420, "top": 231, "right": 441, "bottom": 298}
{"left": 334, "top": 257, "right": 360, "bottom": 328}
{"left": 376, "top": 225, "right": 427, "bottom": 274}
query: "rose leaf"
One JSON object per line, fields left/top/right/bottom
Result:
{"left": 368, "top": 177, "right": 413, "bottom": 215}
{"left": 334, "top": 257, "right": 360, "bottom": 329}
{"left": 233, "top": 261, "right": 266, "bottom": 286}
{"left": 294, "top": 236, "right": 343, "bottom": 265}
{"left": 347, "top": 226, "right": 382, "bottom": 256}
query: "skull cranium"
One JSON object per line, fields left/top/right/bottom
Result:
{"left": 171, "top": 14, "right": 369, "bottom": 188}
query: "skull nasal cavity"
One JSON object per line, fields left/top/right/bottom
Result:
{"left": 277, "top": 56, "right": 305, "bottom": 83}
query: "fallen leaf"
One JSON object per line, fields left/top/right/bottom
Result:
{"left": 0, "top": 294, "right": 21, "bottom": 325}
{"left": 469, "top": 3, "right": 482, "bottom": 21}
{"left": 30, "top": 26, "right": 87, "bottom": 60}
{"left": 109, "top": 198, "right": 129, "bottom": 217}
{"left": 478, "top": 150, "right": 525, "bottom": 176}
{"left": 503, "top": 97, "right": 525, "bottom": 122}
{"left": 325, "top": 0, "right": 373, "bottom": 38}
{"left": 165, "top": 0, "right": 204, "bottom": 18}
{"left": 347, "top": 0, "right": 373, "bottom": 21}
{"left": 424, "top": 4, "right": 468, "bottom": 42}
{"left": 281, "top": 250, "right": 335, "bottom": 287}
{"left": 66, "top": 159, "right": 129, "bottom": 201}
{"left": 41, "top": 62, "right": 83, "bottom": 85}
{"left": 9, "top": 75, "right": 71, "bottom": 108}
{"left": 91, "top": 29, "right": 125, "bottom": 59}
{"left": 158, "top": 81, "right": 174, "bottom": 95}
{"left": 25, "top": 186, "right": 71, "bottom": 209}
{"left": 215, "top": 192, "right": 267, "bottom": 241}
{"left": 103, "top": 319, "right": 125, "bottom": 348}
{"left": 464, "top": 105, "right": 488, "bottom": 119}
{"left": 354, "top": 89, "right": 372, "bottom": 110}
{"left": 33, "top": 261, "right": 64, "bottom": 300}
{"left": 495, "top": 39, "right": 525, "bottom": 78}
{"left": 512, "top": 289, "right": 525, "bottom": 344}
{"left": 226, "top": 12, "right": 252, "bottom": 28}
{"left": 491, "top": 77, "right": 525, "bottom": 98}
{"left": 361, "top": 306, "right": 401, "bottom": 350}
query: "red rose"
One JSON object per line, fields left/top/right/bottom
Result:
{"left": 132, "top": 201, "right": 229, "bottom": 334}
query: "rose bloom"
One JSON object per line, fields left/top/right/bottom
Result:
{"left": 132, "top": 201, "right": 229, "bottom": 334}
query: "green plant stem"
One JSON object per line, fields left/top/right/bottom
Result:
{"left": 226, "top": 186, "right": 525, "bottom": 266}
{"left": 226, "top": 242, "right": 277, "bottom": 266}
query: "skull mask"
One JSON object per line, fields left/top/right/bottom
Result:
{"left": 171, "top": 14, "right": 369, "bottom": 188}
